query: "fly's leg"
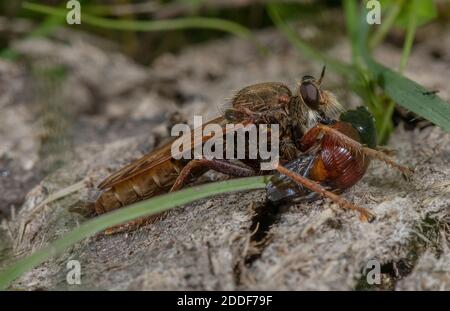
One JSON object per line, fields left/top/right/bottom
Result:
{"left": 104, "top": 214, "right": 167, "bottom": 235}
{"left": 276, "top": 164, "right": 376, "bottom": 222}
{"left": 301, "top": 124, "right": 414, "bottom": 176}
{"left": 170, "top": 158, "right": 256, "bottom": 192}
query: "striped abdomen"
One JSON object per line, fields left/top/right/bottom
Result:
{"left": 94, "top": 159, "right": 186, "bottom": 215}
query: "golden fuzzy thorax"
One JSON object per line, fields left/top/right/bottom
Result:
{"left": 288, "top": 90, "right": 343, "bottom": 135}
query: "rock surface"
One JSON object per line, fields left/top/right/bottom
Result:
{"left": 0, "top": 24, "right": 449, "bottom": 290}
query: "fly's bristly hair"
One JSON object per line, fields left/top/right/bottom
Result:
{"left": 320, "top": 90, "right": 345, "bottom": 119}
{"left": 306, "top": 109, "right": 320, "bottom": 129}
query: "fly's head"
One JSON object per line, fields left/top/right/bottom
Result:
{"left": 294, "top": 66, "right": 344, "bottom": 128}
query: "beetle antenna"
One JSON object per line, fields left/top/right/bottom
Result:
{"left": 318, "top": 65, "right": 326, "bottom": 85}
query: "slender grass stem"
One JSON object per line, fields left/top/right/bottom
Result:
{"left": 378, "top": 0, "right": 417, "bottom": 143}
{"left": 399, "top": 4, "right": 417, "bottom": 73}
{"left": 369, "top": 0, "right": 404, "bottom": 49}
{"left": 0, "top": 176, "right": 269, "bottom": 289}
{"left": 377, "top": 99, "right": 396, "bottom": 144}
{"left": 23, "top": 2, "right": 251, "bottom": 37}
{"left": 343, "top": 0, "right": 359, "bottom": 63}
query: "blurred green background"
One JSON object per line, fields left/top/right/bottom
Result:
{"left": 1, "top": 0, "right": 450, "bottom": 144}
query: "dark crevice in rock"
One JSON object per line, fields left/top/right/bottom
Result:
{"left": 234, "top": 200, "right": 282, "bottom": 286}
{"left": 245, "top": 200, "right": 281, "bottom": 265}
{"left": 232, "top": 261, "right": 243, "bottom": 287}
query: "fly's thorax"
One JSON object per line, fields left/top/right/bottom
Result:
{"left": 231, "top": 82, "right": 292, "bottom": 112}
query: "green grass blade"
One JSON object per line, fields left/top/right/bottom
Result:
{"left": 365, "top": 59, "right": 450, "bottom": 133}
{"left": 357, "top": 4, "right": 450, "bottom": 134}
{"left": 0, "top": 176, "right": 269, "bottom": 289}
{"left": 23, "top": 2, "right": 251, "bottom": 37}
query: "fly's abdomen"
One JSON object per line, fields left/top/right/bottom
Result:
{"left": 94, "top": 160, "right": 185, "bottom": 215}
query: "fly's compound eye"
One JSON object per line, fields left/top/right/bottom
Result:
{"left": 300, "top": 82, "right": 320, "bottom": 110}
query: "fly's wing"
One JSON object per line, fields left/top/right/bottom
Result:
{"left": 266, "top": 155, "right": 318, "bottom": 204}
{"left": 97, "top": 115, "right": 252, "bottom": 190}
{"left": 97, "top": 139, "right": 177, "bottom": 190}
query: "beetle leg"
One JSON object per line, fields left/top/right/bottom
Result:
{"left": 276, "top": 163, "right": 376, "bottom": 222}
{"left": 170, "top": 158, "right": 257, "bottom": 192}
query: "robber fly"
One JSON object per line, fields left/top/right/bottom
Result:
{"left": 226, "top": 66, "right": 342, "bottom": 159}
{"left": 84, "top": 67, "right": 344, "bottom": 233}
{"left": 268, "top": 106, "right": 413, "bottom": 222}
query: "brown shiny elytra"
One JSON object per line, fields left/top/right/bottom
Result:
{"left": 268, "top": 107, "right": 414, "bottom": 222}
{"left": 85, "top": 68, "right": 347, "bottom": 233}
